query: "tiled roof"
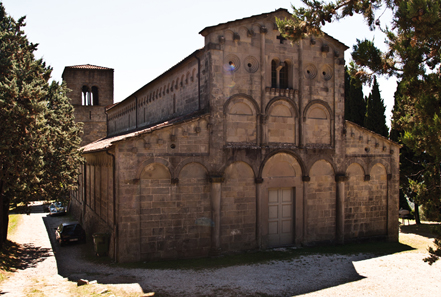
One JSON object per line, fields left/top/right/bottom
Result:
{"left": 65, "top": 64, "right": 113, "bottom": 70}
{"left": 82, "top": 110, "right": 208, "bottom": 154}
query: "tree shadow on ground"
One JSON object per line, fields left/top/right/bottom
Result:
{"left": 0, "top": 240, "right": 51, "bottom": 272}
{"left": 10, "top": 202, "right": 50, "bottom": 215}
{"left": 400, "top": 222, "right": 441, "bottom": 239}
{"left": 40, "top": 208, "right": 417, "bottom": 296}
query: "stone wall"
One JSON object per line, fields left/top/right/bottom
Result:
{"left": 305, "top": 160, "right": 336, "bottom": 243}
{"left": 63, "top": 66, "right": 114, "bottom": 146}
{"left": 107, "top": 55, "right": 209, "bottom": 137}
{"left": 221, "top": 162, "right": 257, "bottom": 251}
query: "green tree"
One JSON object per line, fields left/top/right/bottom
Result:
{"left": 345, "top": 66, "right": 366, "bottom": 126}
{"left": 276, "top": 0, "right": 441, "bottom": 263}
{"left": 364, "top": 76, "right": 388, "bottom": 137}
{"left": 0, "top": 4, "right": 82, "bottom": 244}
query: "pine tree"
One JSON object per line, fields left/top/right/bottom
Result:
{"left": 364, "top": 76, "right": 389, "bottom": 137}
{"left": 0, "top": 4, "right": 82, "bottom": 244}
{"left": 276, "top": 0, "right": 441, "bottom": 265}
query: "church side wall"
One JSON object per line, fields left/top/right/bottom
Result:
{"left": 107, "top": 57, "right": 208, "bottom": 137}
{"left": 69, "top": 152, "right": 115, "bottom": 257}
{"left": 114, "top": 118, "right": 213, "bottom": 262}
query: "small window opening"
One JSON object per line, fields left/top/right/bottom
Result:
{"left": 82, "top": 86, "right": 91, "bottom": 106}
{"left": 91, "top": 86, "right": 99, "bottom": 105}
{"left": 271, "top": 60, "right": 289, "bottom": 89}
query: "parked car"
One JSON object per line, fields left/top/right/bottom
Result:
{"left": 55, "top": 222, "right": 86, "bottom": 246}
{"left": 49, "top": 202, "right": 66, "bottom": 216}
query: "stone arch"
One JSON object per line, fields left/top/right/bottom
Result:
{"left": 224, "top": 94, "right": 259, "bottom": 144}
{"left": 303, "top": 100, "right": 333, "bottom": 121}
{"left": 219, "top": 159, "right": 257, "bottom": 180}
{"left": 368, "top": 159, "right": 391, "bottom": 175}
{"left": 303, "top": 101, "right": 333, "bottom": 146}
{"left": 259, "top": 150, "right": 305, "bottom": 179}
{"left": 175, "top": 158, "right": 208, "bottom": 179}
{"left": 265, "top": 99, "right": 297, "bottom": 144}
{"left": 221, "top": 161, "right": 256, "bottom": 251}
{"left": 345, "top": 162, "right": 367, "bottom": 178}
{"left": 136, "top": 157, "right": 172, "bottom": 180}
{"left": 178, "top": 162, "right": 207, "bottom": 180}
{"left": 305, "top": 155, "right": 336, "bottom": 177}
{"left": 224, "top": 161, "right": 255, "bottom": 181}
{"left": 309, "top": 159, "right": 335, "bottom": 177}
{"left": 370, "top": 163, "right": 387, "bottom": 180}
{"left": 306, "top": 160, "right": 336, "bottom": 242}
{"left": 356, "top": 162, "right": 388, "bottom": 237}
{"left": 345, "top": 162, "right": 369, "bottom": 238}
{"left": 251, "top": 23, "right": 263, "bottom": 34}
{"left": 139, "top": 163, "right": 171, "bottom": 180}
{"left": 238, "top": 26, "right": 250, "bottom": 41}
{"left": 224, "top": 93, "right": 260, "bottom": 115}
{"left": 342, "top": 157, "right": 368, "bottom": 176}
{"left": 261, "top": 152, "right": 303, "bottom": 178}
{"left": 224, "top": 30, "right": 234, "bottom": 41}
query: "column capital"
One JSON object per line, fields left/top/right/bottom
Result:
{"left": 335, "top": 174, "right": 348, "bottom": 182}
{"left": 208, "top": 175, "right": 224, "bottom": 183}
{"left": 302, "top": 176, "right": 310, "bottom": 182}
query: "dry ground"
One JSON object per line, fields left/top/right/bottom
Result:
{"left": 0, "top": 202, "right": 440, "bottom": 297}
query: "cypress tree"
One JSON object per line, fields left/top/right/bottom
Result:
{"left": 344, "top": 67, "right": 366, "bottom": 126}
{"left": 0, "top": 4, "right": 83, "bottom": 244}
{"left": 364, "top": 76, "right": 389, "bottom": 137}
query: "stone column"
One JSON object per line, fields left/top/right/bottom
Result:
{"left": 209, "top": 175, "right": 224, "bottom": 253}
{"left": 255, "top": 177, "right": 264, "bottom": 248}
{"left": 335, "top": 174, "right": 348, "bottom": 244}
{"left": 302, "top": 176, "right": 310, "bottom": 243}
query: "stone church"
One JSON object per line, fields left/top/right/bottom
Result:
{"left": 66, "top": 9, "right": 400, "bottom": 263}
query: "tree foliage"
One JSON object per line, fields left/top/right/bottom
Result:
{"left": 345, "top": 66, "right": 366, "bottom": 126}
{"left": 364, "top": 76, "right": 389, "bottom": 137}
{"left": 0, "top": 4, "right": 83, "bottom": 244}
{"left": 277, "top": 0, "right": 441, "bottom": 263}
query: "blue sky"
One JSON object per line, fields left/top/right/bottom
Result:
{"left": 3, "top": 0, "right": 397, "bottom": 126}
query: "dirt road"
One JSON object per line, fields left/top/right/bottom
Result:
{"left": 0, "top": 202, "right": 440, "bottom": 296}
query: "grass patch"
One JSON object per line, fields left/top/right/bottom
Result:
{"left": 0, "top": 214, "right": 24, "bottom": 283}
{"left": 8, "top": 214, "right": 22, "bottom": 237}
{"left": 115, "top": 240, "right": 414, "bottom": 271}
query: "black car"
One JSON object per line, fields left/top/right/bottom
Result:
{"left": 55, "top": 222, "right": 86, "bottom": 246}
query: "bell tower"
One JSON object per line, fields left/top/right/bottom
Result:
{"left": 62, "top": 64, "right": 114, "bottom": 146}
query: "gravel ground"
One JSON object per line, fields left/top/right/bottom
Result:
{"left": 1, "top": 202, "right": 440, "bottom": 296}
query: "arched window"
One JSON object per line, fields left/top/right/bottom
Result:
{"left": 82, "top": 86, "right": 90, "bottom": 106}
{"left": 271, "top": 60, "right": 277, "bottom": 88}
{"left": 271, "top": 59, "right": 289, "bottom": 89}
{"left": 91, "top": 86, "right": 99, "bottom": 105}
{"left": 280, "top": 64, "right": 288, "bottom": 89}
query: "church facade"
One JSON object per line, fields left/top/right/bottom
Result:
{"left": 67, "top": 9, "right": 400, "bottom": 263}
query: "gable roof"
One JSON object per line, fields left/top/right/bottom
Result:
{"left": 345, "top": 120, "right": 401, "bottom": 147}
{"left": 199, "top": 8, "right": 290, "bottom": 36}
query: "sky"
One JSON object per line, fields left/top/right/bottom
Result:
{"left": 3, "top": 0, "right": 397, "bottom": 126}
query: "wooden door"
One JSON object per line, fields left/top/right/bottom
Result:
{"left": 268, "top": 188, "right": 294, "bottom": 247}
